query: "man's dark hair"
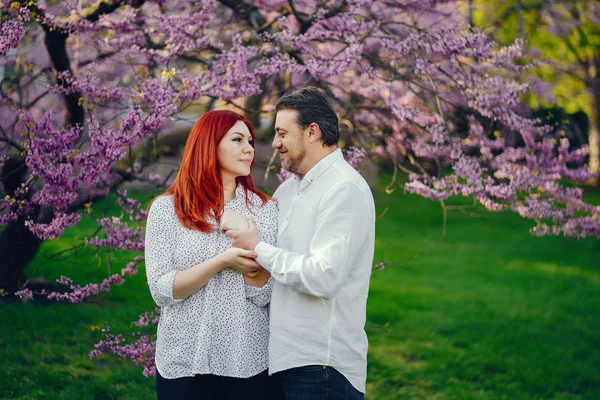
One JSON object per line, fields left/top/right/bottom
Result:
{"left": 276, "top": 86, "right": 339, "bottom": 146}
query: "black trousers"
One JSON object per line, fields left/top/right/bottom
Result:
{"left": 275, "top": 365, "right": 364, "bottom": 400}
{"left": 156, "top": 369, "right": 281, "bottom": 400}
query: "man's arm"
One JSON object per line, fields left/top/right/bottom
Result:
{"left": 229, "top": 182, "right": 374, "bottom": 299}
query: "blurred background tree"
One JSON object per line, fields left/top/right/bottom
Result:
{"left": 467, "top": 0, "right": 600, "bottom": 182}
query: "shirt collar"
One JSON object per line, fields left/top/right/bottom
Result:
{"left": 235, "top": 184, "right": 245, "bottom": 199}
{"left": 224, "top": 184, "right": 246, "bottom": 209}
{"left": 296, "top": 148, "right": 342, "bottom": 187}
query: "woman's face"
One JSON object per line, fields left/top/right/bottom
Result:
{"left": 217, "top": 120, "right": 255, "bottom": 180}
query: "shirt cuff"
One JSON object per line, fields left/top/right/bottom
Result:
{"left": 245, "top": 277, "right": 272, "bottom": 298}
{"left": 245, "top": 277, "right": 273, "bottom": 307}
{"left": 255, "top": 241, "right": 277, "bottom": 271}
{"left": 158, "top": 270, "right": 185, "bottom": 304}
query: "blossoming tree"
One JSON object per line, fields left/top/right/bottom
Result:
{"left": 468, "top": 0, "right": 600, "bottom": 181}
{"left": 1, "top": 0, "right": 599, "bottom": 375}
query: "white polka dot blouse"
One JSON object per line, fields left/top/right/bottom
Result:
{"left": 145, "top": 185, "right": 278, "bottom": 379}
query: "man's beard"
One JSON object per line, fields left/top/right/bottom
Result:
{"left": 282, "top": 147, "right": 306, "bottom": 174}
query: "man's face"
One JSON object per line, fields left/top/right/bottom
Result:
{"left": 273, "top": 109, "right": 307, "bottom": 175}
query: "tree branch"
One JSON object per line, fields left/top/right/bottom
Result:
{"left": 287, "top": 0, "right": 310, "bottom": 34}
{"left": 217, "top": 0, "right": 267, "bottom": 30}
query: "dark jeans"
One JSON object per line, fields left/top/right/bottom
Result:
{"left": 156, "top": 369, "right": 277, "bottom": 400}
{"left": 275, "top": 365, "right": 364, "bottom": 400}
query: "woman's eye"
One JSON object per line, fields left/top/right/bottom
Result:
{"left": 233, "top": 138, "right": 242, "bottom": 142}
{"left": 249, "top": 141, "right": 254, "bottom": 146}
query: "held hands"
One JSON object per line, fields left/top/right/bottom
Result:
{"left": 225, "top": 216, "right": 262, "bottom": 251}
{"left": 218, "top": 248, "right": 261, "bottom": 276}
{"left": 220, "top": 211, "right": 262, "bottom": 278}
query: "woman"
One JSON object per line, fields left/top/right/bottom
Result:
{"left": 145, "top": 110, "right": 278, "bottom": 399}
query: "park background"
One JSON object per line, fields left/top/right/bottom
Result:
{"left": 1, "top": 1, "right": 599, "bottom": 399}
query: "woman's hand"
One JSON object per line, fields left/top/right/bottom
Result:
{"left": 218, "top": 248, "right": 261, "bottom": 275}
{"left": 220, "top": 210, "right": 249, "bottom": 232}
{"left": 243, "top": 268, "right": 270, "bottom": 287}
{"left": 244, "top": 269, "right": 261, "bottom": 278}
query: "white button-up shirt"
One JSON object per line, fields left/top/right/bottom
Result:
{"left": 255, "top": 149, "right": 375, "bottom": 393}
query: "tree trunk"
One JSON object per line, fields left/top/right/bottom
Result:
{"left": 0, "top": 158, "right": 45, "bottom": 293}
{"left": 589, "top": 110, "right": 599, "bottom": 184}
{"left": 0, "top": 217, "right": 44, "bottom": 293}
{"left": 588, "top": 58, "right": 600, "bottom": 185}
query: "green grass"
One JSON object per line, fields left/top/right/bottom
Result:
{"left": 1, "top": 192, "right": 158, "bottom": 400}
{"left": 366, "top": 182, "right": 600, "bottom": 399}
{"left": 1, "top": 183, "right": 599, "bottom": 399}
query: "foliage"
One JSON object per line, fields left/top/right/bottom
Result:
{"left": 470, "top": 0, "right": 600, "bottom": 115}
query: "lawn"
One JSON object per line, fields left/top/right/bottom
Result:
{"left": 1, "top": 180, "right": 598, "bottom": 399}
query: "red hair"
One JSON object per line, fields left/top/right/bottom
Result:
{"left": 163, "top": 110, "right": 268, "bottom": 232}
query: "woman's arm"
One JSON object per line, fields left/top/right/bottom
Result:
{"left": 172, "top": 256, "right": 224, "bottom": 300}
{"left": 146, "top": 197, "right": 262, "bottom": 304}
{"left": 145, "top": 197, "right": 184, "bottom": 307}
{"left": 243, "top": 200, "right": 278, "bottom": 306}
{"left": 173, "top": 247, "right": 260, "bottom": 299}
{"left": 243, "top": 267, "right": 270, "bottom": 287}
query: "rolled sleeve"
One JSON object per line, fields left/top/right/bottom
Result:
{"left": 245, "top": 277, "right": 273, "bottom": 307}
{"left": 145, "top": 196, "right": 184, "bottom": 308}
{"left": 151, "top": 270, "right": 183, "bottom": 307}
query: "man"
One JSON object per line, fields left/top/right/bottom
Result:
{"left": 226, "top": 86, "right": 375, "bottom": 399}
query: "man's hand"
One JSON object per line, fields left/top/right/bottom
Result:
{"left": 225, "top": 217, "right": 262, "bottom": 251}
{"left": 221, "top": 212, "right": 260, "bottom": 277}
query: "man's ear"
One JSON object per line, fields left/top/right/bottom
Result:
{"left": 307, "top": 122, "right": 322, "bottom": 144}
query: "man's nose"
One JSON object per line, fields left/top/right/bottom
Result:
{"left": 272, "top": 136, "right": 280, "bottom": 150}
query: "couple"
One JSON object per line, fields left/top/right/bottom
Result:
{"left": 145, "top": 87, "right": 376, "bottom": 400}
